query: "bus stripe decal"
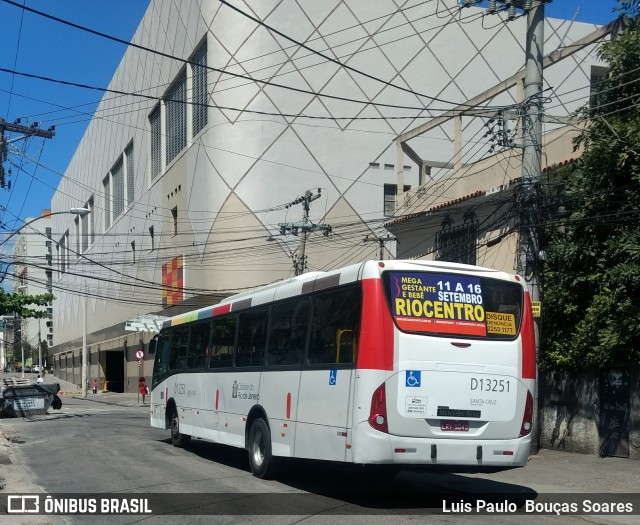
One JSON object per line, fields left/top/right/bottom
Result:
{"left": 215, "top": 389, "right": 219, "bottom": 410}
{"left": 198, "top": 308, "right": 214, "bottom": 320}
{"left": 232, "top": 298, "right": 252, "bottom": 311}
{"left": 521, "top": 291, "right": 536, "bottom": 379}
{"left": 213, "top": 303, "right": 231, "bottom": 316}
{"left": 286, "top": 392, "right": 291, "bottom": 419}
{"left": 358, "top": 278, "right": 394, "bottom": 371}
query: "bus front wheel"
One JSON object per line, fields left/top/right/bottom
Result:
{"left": 170, "top": 409, "right": 191, "bottom": 448}
{"left": 248, "top": 418, "right": 279, "bottom": 479}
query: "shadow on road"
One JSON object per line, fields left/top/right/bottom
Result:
{"left": 158, "top": 437, "right": 537, "bottom": 513}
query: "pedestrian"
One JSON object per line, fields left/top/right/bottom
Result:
{"left": 92, "top": 378, "right": 98, "bottom": 394}
{"left": 138, "top": 377, "right": 147, "bottom": 404}
{"left": 36, "top": 375, "right": 44, "bottom": 384}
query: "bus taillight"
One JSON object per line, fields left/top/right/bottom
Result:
{"left": 519, "top": 390, "right": 534, "bottom": 437}
{"left": 368, "top": 383, "right": 389, "bottom": 433}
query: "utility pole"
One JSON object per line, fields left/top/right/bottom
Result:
{"left": 519, "top": 0, "right": 545, "bottom": 454}
{"left": 82, "top": 283, "right": 88, "bottom": 397}
{"left": 38, "top": 319, "right": 43, "bottom": 378}
{"left": 0, "top": 119, "right": 55, "bottom": 189}
{"left": 278, "top": 189, "right": 332, "bottom": 275}
{"left": 364, "top": 234, "right": 396, "bottom": 260}
{"left": 465, "top": 0, "right": 546, "bottom": 452}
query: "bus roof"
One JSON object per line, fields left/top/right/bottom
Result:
{"left": 162, "top": 260, "right": 521, "bottom": 329}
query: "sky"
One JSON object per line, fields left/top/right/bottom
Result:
{"left": 0, "top": 0, "right": 622, "bottom": 236}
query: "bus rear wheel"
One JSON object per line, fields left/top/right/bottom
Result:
{"left": 248, "top": 418, "right": 279, "bottom": 479}
{"left": 170, "top": 409, "right": 191, "bottom": 448}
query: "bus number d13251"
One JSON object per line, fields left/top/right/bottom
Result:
{"left": 470, "top": 377, "right": 511, "bottom": 393}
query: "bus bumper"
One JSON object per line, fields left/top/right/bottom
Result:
{"left": 352, "top": 422, "right": 531, "bottom": 468}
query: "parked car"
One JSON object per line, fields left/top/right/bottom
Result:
{"left": 32, "top": 365, "right": 40, "bottom": 373}
{"left": 22, "top": 365, "right": 32, "bottom": 373}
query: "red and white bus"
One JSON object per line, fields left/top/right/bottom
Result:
{"left": 150, "top": 259, "right": 536, "bottom": 478}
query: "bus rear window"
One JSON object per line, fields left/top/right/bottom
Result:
{"left": 383, "top": 271, "right": 523, "bottom": 339}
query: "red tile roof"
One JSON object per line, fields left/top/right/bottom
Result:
{"left": 384, "top": 179, "right": 518, "bottom": 227}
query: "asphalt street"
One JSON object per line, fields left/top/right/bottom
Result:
{"left": 0, "top": 378, "right": 639, "bottom": 524}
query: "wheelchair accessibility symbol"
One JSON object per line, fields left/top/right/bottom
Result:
{"left": 405, "top": 370, "right": 421, "bottom": 387}
{"left": 329, "top": 369, "right": 337, "bottom": 385}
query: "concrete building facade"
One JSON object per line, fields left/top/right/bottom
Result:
{"left": 48, "top": 0, "right": 606, "bottom": 391}
{"left": 12, "top": 210, "right": 53, "bottom": 369}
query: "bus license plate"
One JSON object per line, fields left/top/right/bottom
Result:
{"left": 441, "top": 421, "right": 469, "bottom": 432}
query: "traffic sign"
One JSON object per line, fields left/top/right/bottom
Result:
{"left": 135, "top": 350, "right": 144, "bottom": 359}
{"left": 137, "top": 359, "right": 141, "bottom": 368}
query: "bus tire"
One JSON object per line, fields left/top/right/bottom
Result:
{"left": 248, "top": 418, "right": 279, "bottom": 479}
{"left": 170, "top": 409, "right": 191, "bottom": 448}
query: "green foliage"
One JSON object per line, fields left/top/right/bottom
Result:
{"left": 542, "top": 2, "right": 640, "bottom": 369}
{"left": 0, "top": 288, "right": 54, "bottom": 319}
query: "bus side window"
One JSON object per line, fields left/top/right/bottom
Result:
{"left": 308, "top": 285, "right": 361, "bottom": 365}
{"left": 169, "top": 326, "right": 189, "bottom": 370}
{"left": 236, "top": 310, "right": 268, "bottom": 367}
{"left": 187, "top": 320, "right": 210, "bottom": 369}
{"left": 210, "top": 315, "right": 236, "bottom": 368}
{"left": 152, "top": 331, "right": 170, "bottom": 387}
{"left": 267, "top": 298, "right": 308, "bottom": 366}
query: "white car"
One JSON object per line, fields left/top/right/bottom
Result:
{"left": 32, "top": 365, "right": 40, "bottom": 373}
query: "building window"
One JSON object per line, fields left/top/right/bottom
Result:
{"left": 125, "top": 142, "right": 134, "bottom": 206}
{"left": 149, "top": 104, "right": 162, "bottom": 180}
{"left": 435, "top": 218, "right": 478, "bottom": 266}
{"left": 112, "top": 157, "right": 125, "bottom": 219}
{"left": 81, "top": 207, "right": 89, "bottom": 253}
{"left": 86, "top": 196, "right": 94, "bottom": 247}
{"left": 65, "top": 231, "right": 70, "bottom": 271}
{"left": 59, "top": 237, "right": 65, "bottom": 274}
{"left": 103, "top": 174, "right": 111, "bottom": 229}
{"left": 45, "top": 227, "right": 52, "bottom": 239}
{"left": 165, "top": 71, "right": 187, "bottom": 165}
{"left": 192, "top": 42, "right": 208, "bottom": 136}
{"left": 590, "top": 65, "right": 609, "bottom": 109}
{"left": 74, "top": 216, "right": 80, "bottom": 259}
{"left": 171, "top": 206, "right": 178, "bottom": 236}
{"left": 383, "top": 184, "right": 411, "bottom": 216}
{"left": 58, "top": 230, "right": 70, "bottom": 274}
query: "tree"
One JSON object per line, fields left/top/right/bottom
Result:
{"left": 0, "top": 288, "right": 53, "bottom": 319}
{"left": 542, "top": 1, "right": 640, "bottom": 368}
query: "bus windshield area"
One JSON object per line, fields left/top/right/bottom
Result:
{"left": 383, "top": 271, "right": 523, "bottom": 339}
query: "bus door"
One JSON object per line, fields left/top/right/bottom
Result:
{"left": 295, "top": 285, "right": 361, "bottom": 462}
{"left": 261, "top": 297, "right": 310, "bottom": 458}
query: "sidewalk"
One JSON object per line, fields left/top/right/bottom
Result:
{"left": 45, "top": 374, "right": 148, "bottom": 407}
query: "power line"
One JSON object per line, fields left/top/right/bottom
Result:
{"left": 217, "top": 0, "right": 485, "bottom": 108}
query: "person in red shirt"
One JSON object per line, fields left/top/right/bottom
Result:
{"left": 139, "top": 377, "right": 148, "bottom": 404}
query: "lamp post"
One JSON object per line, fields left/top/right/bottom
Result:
{"left": 67, "top": 208, "right": 92, "bottom": 398}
